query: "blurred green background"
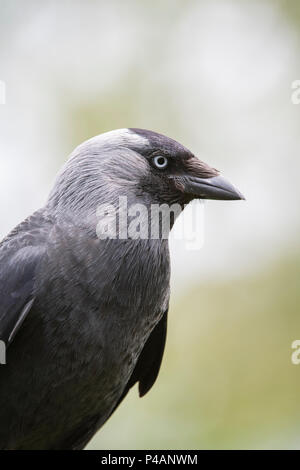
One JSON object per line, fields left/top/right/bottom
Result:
{"left": 1, "top": 0, "right": 300, "bottom": 449}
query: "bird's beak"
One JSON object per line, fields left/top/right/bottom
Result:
{"left": 183, "top": 174, "right": 245, "bottom": 201}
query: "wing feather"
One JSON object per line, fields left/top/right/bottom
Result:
{"left": 0, "top": 245, "right": 43, "bottom": 346}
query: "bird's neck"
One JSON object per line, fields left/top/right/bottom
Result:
{"left": 47, "top": 187, "right": 181, "bottom": 242}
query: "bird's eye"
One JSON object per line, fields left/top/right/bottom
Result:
{"left": 152, "top": 155, "right": 169, "bottom": 170}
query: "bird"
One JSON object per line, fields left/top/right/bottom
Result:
{"left": 0, "top": 128, "right": 244, "bottom": 449}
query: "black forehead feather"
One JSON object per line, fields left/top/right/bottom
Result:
{"left": 129, "top": 128, "right": 194, "bottom": 159}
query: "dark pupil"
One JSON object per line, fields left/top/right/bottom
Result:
{"left": 157, "top": 157, "right": 166, "bottom": 166}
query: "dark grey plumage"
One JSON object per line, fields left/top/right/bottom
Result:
{"left": 0, "top": 128, "right": 244, "bottom": 449}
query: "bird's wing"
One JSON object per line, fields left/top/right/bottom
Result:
{"left": 107, "top": 308, "right": 168, "bottom": 422}
{"left": 131, "top": 308, "right": 168, "bottom": 397}
{"left": 0, "top": 245, "right": 43, "bottom": 346}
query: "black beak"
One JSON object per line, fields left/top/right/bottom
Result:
{"left": 183, "top": 175, "right": 245, "bottom": 201}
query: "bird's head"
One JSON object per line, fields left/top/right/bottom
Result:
{"left": 48, "top": 128, "right": 244, "bottom": 219}
{"left": 127, "top": 128, "right": 244, "bottom": 205}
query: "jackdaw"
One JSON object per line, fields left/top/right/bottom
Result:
{"left": 0, "top": 128, "right": 244, "bottom": 449}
